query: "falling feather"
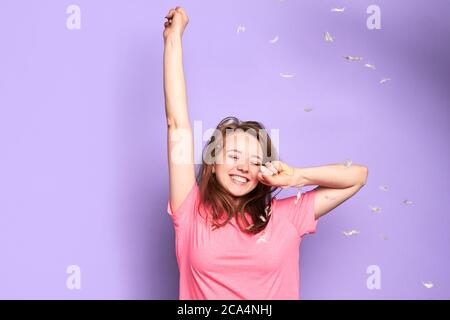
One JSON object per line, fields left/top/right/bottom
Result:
{"left": 269, "top": 35, "right": 279, "bottom": 44}
{"left": 280, "top": 72, "right": 295, "bottom": 78}
{"left": 331, "top": 7, "right": 345, "bottom": 12}
{"left": 342, "top": 230, "right": 360, "bottom": 236}
{"left": 379, "top": 185, "right": 389, "bottom": 192}
{"left": 422, "top": 281, "right": 434, "bottom": 289}
{"left": 304, "top": 107, "right": 313, "bottom": 112}
{"left": 369, "top": 205, "right": 382, "bottom": 213}
{"left": 403, "top": 199, "right": 413, "bottom": 205}
{"left": 324, "top": 31, "right": 334, "bottom": 42}
{"left": 236, "top": 25, "right": 246, "bottom": 35}
{"left": 294, "top": 188, "right": 302, "bottom": 204}
{"left": 380, "top": 77, "right": 391, "bottom": 84}
{"left": 344, "top": 56, "right": 363, "bottom": 61}
{"left": 365, "top": 63, "right": 376, "bottom": 70}
{"left": 259, "top": 215, "right": 266, "bottom": 222}
{"left": 257, "top": 237, "right": 267, "bottom": 244}
{"left": 256, "top": 230, "right": 267, "bottom": 244}
{"left": 343, "top": 159, "right": 353, "bottom": 167}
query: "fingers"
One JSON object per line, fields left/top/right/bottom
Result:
{"left": 264, "top": 162, "right": 279, "bottom": 175}
{"left": 258, "top": 166, "right": 291, "bottom": 188}
{"left": 260, "top": 162, "right": 280, "bottom": 176}
{"left": 165, "top": 9, "right": 175, "bottom": 20}
{"left": 164, "top": 9, "right": 176, "bottom": 29}
{"left": 270, "top": 160, "right": 295, "bottom": 177}
{"left": 270, "top": 160, "right": 284, "bottom": 172}
{"left": 260, "top": 165, "right": 273, "bottom": 176}
{"left": 165, "top": 6, "right": 184, "bottom": 20}
{"left": 257, "top": 171, "right": 272, "bottom": 186}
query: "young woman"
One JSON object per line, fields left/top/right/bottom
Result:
{"left": 163, "top": 6, "right": 368, "bottom": 300}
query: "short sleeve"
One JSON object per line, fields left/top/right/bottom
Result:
{"left": 273, "top": 188, "right": 318, "bottom": 237}
{"left": 167, "top": 182, "right": 199, "bottom": 231}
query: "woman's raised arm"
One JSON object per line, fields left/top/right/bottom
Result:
{"left": 163, "top": 7, "right": 196, "bottom": 212}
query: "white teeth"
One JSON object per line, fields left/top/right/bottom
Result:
{"left": 231, "top": 175, "right": 248, "bottom": 184}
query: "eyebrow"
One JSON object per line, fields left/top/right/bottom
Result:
{"left": 227, "top": 149, "right": 262, "bottom": 160}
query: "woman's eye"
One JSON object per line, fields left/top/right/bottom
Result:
{"left": 228, "top": 155, "right": 239, "bottom": 160}
{"left": 251, "top": 162, "right": 261, "bottom": 166}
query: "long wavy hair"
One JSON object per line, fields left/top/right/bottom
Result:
{"left": 196, "top": 116, "right": 280, "bottom": 235}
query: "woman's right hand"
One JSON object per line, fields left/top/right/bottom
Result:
{"left": 163, "top": 6, "right": 189, "bottom": 40}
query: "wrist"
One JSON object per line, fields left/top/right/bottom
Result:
{"left": 164, "top": 33, "right": 183, "bottom": 45}
{"left": 290, "top": 167, "right": 308, "bottom": 188}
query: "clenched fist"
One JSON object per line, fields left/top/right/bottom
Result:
{"left": 257, "top": 160, "right": 306, "bottom": 189}
{"left": 163, "top": 6, "right": 189, "bottom": 40}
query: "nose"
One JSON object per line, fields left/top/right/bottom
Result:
{"left": 236, "top": 162, "right": 249, "bottom": 172}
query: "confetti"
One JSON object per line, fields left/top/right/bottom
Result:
{"left": 403, "top": 199, "right": 413, "bottom": 205}
{"left": 369, "top": 205, "right": 382, "bottom": 213}
{"left": 264, "top": 205, "right": 272, "bottom": 217}
{"left": 259, "top": 215, "right": 266, "bottom": 222}
{"left": 304, "top": 107, "right": 313, "bottom": 112}
{"left": 236, "top": 25, "right": 246, "bottom": 35}
{"left": 364, "top": 63, "right": 376, "bottom": 70}
{"left": 344, "top": 56, "right": 363, "bottom": 61}
{"left": 324, "top": 31, "right": 334, "bottom": 42}
{"left": 379, "top": 185, "right": 389, "bottom": 192}
{"left": 269, "top": 35, "right": 279, "bottom": 44}
{"left": 246, "top": 224, "right": 254, "bottom": 230}
{"left": 279, "top": 72, "right": 295, "bottom": 78}
{"left": 342, "top": 230, "right": 360, "bottom": 236}
{"left": 343, "top": 159, "right": 353, "bottom": 167}
{"left": 331, "top": 7, "right": 345, "bottom": 12}
{"left": 422, "top": 281, "right": 434, "bottom": 289}
{"left": 380, "top": 77, "right": 391, "bottom": 84}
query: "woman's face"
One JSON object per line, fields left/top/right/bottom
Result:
{"left": 214, "top": 131, "right": 263, "bottom": 197}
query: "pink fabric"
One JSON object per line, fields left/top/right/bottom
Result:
{"left": 167, "top": 182, "right": 318, "bottom": 300}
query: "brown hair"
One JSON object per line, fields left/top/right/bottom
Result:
{"left": 196, "top": 116, "right": 280, "bottom": 234}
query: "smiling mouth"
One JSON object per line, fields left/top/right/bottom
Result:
{"left": 230, "top": 174, "right": 249, "bottom": 185}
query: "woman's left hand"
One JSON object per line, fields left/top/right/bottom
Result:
{"left": 257, "top": 161, "right": 306, "bottom": 189}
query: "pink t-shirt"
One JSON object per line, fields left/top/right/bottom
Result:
{"left": 167, "top": 182, "right": 318, "bottom": 300}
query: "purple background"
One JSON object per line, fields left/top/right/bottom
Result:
{"left": 1, "top": 0, "right": 449, "bottom": 299}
